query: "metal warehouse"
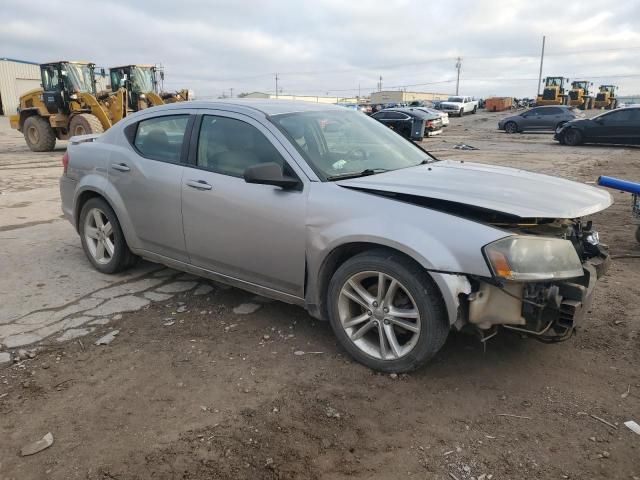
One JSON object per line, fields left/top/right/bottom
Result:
{"left": 0, "top": 58, "right": 41, "bottom": 116}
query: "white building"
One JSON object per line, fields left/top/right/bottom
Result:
{"left": 0, "top": 58, "right": 41, "bottom": 116}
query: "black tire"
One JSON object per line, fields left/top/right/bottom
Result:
{"left": 23, "top": 115, "right": 56, "bottom": 152}
{"left": 635, "top": 225, "right": 640, "bottom": 244}
{"left": 69, "top": 113, "right": 104, "bottom": 137}
{"left": 472, "top": 105, "right": 477, "bottom": 114}
{"left": 79, "top": 197, "right": 136, "bottom": 274}
{"left": 563, "top": 128, "right": 583, "bottom": 146}
{"left": 327, "top": 249, "right": 449, "bottom": 373}
{"left": 504, "top": 121, "right": 519, "bottom": 134}
{"left": 459, "top": 109, "right": 464, "bottom": 117}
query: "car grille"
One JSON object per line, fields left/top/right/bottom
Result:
{"left": 596, "top": 93, "right": 606, "bottom": 101}
{"left": 569, "top": 91, "right": 579, "bottom": 101}
{"left": 542, "top": 89, "right": 556, "bottom": 100}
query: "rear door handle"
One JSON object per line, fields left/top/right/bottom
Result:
{"left": 111, "top": 163, "right": 130, "bottom": 172}
{"left": 186, "top": 179, "right": 213, "bottom": 191}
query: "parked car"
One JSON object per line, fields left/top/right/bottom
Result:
{"left": 499, "top": 105, "right": 582, "bottom": 133}
{"left": 415, "top": 107, "right": 449, "bottom": 127}
{"left": 438, "top": 96, "right": 479, "bottom": 117}
{"left": 61, "top": 100, "right": 612, "bottom": 372}
{"left": 554, "top": 106, "right": 640, "bottom": 146}
{"left": 371, "top": 108, "right": 442, "bottom": 140}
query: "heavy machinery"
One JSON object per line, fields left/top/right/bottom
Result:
{"left": 568, "top": 80, "right": 595, "bottom": 110}
{"left": 109, "top": 64, "right": 193, "bottom": 112}
{"left": 9, "top": 61, "right": 127, "bottom": 151}
{"left": 536, "top": 77, "right": 570, "bottom": 106}
{"left": 594, "top": 85, "right": 618, "bottom": 109}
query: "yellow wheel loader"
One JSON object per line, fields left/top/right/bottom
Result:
{"left": 568, "top": 80, "right": 595, "bottom": 110}
{"left": 594, "top": 85, "right": 618, "bottom": 109}
{"left": 9, "top": 61, "right": 127, "bottom": 152}
{"left": 536, "top": 77, "right": 569, "bottom": 106}
{"left": 109, "top": 65, "right": 193, "bottom": 112}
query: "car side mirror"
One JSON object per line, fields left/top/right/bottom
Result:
{"left": 244, "top": 162, "right": 300, "bottom": 190}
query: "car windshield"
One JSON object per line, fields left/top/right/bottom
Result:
{"left": 131, "top": 67, "right": 155, "bottom": 93}
{"left": 270, "top": 110, "right": 434, "bottom": 180}
{"left": 447, "top": 97, "right": 463, "bottom": 102}
{"left": 64, "top": 63, "right": 94, "bottom": 93}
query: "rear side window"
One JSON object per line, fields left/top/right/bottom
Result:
{"left": 386, "top": 112, "right": 410, "bottom": 120}
{"left": 134, "top": 115, "right": 190, "bottom": 163}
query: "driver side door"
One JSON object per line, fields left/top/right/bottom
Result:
{"left": 181, "top": 112, "right": 308, "bottom": 298}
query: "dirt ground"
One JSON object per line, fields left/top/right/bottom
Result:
{"left": 1, "top": 110, "right": 639, "bottom": 480}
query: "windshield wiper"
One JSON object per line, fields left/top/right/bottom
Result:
{"left": 326, "top": 168, "right": 389, "bottom": 181}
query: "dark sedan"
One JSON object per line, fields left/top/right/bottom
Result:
{"left": 555, "top": 107, "right": 640, "bottom": 146}
{"left": 499, "top": 105, "right": 581, "bottom": 133}
{"left": 371, "top": 108, "right": 442, "bottom": 141}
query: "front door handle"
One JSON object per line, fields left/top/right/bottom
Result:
{"left": 111, "top": 163, "right": 130, "bottom": 172}
{"left": 186, "top": 179, "right": 212, "bottom": 191}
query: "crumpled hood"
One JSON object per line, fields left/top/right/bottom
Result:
{"left": 337, "top": 160, "right": 612, "bottom": 219}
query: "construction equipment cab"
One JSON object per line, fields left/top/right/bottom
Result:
{"left": 109, "top": 64, "right": 193, "bottom": 112}
{"left": 594, "top": 85, "right": 618, "bottom": 110}
{"left": 568, "top": 80, "right": 595, "bottom": 110}
{"left": 537, "top": 77, "right": 569, "bottom": 106}
{"left": 9, "top": 61, "right": 127, "bottom": 152}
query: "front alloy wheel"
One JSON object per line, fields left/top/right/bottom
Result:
{"left": 328, "top": 249, "right": 449, "bottom": 372}
{"left": 338, "top": 271, "right": 421, "bottom": 360}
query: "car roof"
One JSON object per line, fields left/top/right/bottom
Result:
{"left": 138, "top": 99, "right": 344, "bottom": 117}
{"left": 381, "top": 107, "right": 431, "bottom": 117}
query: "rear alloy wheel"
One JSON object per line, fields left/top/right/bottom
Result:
{"left": 328, "top": 250, "right": 449, "bottom": 372}
{"left": 563, "top": 128, "right": 583, "bottom": 146}
{"left": 504, "top": 121, "right": 518, "bottom": 134}
{"left": 23, "top": 115, "right": 56, "bottom": 152}
{"left": 79, "top": 198, "right": 136, "bottom": 274}
{"left": 69, "top": 113, "right": 104, "bottom": 137}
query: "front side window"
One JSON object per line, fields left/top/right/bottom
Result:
{"left": 41, "top": 67, "right": 59, "bottom": 91}
{"left": 63, "top": 63, "right": 94, "bottom": 93}
{"left": 197, "top": 115, "right": 287, "bottom": 178}
{"left": 598, "top": 109, "right": 637, "bottom": 124}
{"left": 134, "top": 115, "right": 189, "bottom": 163}
{"left": 271, "top": 109, "right": 433, "bottom": 180}
{"left": 131, "top": 67, "right": 155, "bottom": 94}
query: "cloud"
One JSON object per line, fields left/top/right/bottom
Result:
{"left": 1, "top": 0, "right": 638, "bottom": 98}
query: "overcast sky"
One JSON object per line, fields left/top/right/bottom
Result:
{"left": 2, "top": 0, "right": 639, "bottom": 99}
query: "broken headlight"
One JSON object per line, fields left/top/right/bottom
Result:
{"left": 484, "top": 236, "right": 584, "bottom": 281}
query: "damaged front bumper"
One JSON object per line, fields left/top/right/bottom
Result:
{"left": 463, "top": 252, "right": 610, "bottom": 342}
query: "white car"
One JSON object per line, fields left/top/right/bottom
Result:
{"left": 438, "top": 96, "right": 479, "bottom": 117}
{"left": 416, "top": 107, "right": 449, "bottom": 127}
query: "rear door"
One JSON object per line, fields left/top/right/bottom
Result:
{"left": 107, "top": 111, "right": 193, "bottom": 261}
{"left": 181, "top": 112, "right": 307, "bottom": 297}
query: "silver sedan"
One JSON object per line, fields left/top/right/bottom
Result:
{"left": 60, "top": 100, "right": 612, "bottom": 372}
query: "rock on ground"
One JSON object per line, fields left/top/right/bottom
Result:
{"left": 56, "top": 328, "right": 93, "bottom": 342}
{"left": 0, "top": 352, "right": 11, "bottom": 364}
{"left": 233, "top": 303, "right": 262, "bottom": 315}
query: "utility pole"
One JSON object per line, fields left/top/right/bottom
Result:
{"left": 379, "top": 75, "right": 383, "bottom": 92}
{"left": 275, "top": 73, "right": 279, "bottom": 99}
{"left": 358, "top": 83, "right": 361, "bottom": 99}
{"left": 537, "top": 35, "right": 546, "bottom": 97}
{"left": 230, "top": 87, "right": 233, "bottom": 98}
{"left": 455, "top": 57, "right": 462, "bottom": 95}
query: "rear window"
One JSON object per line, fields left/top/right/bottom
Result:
{"left": 133, "top": 115, "right": 189, "bottom": 163}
